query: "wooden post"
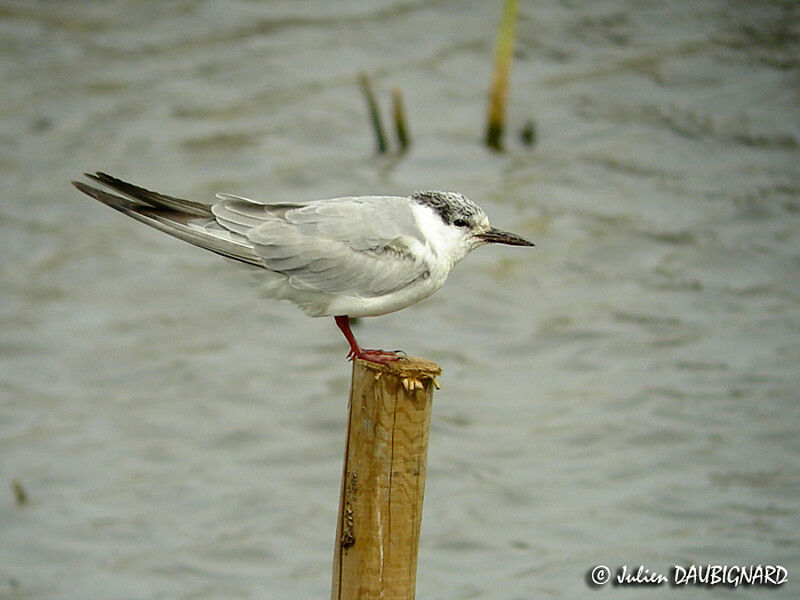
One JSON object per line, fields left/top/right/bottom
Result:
{"left": 331, "top": 356, "right": 441, "bottom": 600}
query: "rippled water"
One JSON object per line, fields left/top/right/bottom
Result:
{"left": 1, "top": 1, "right": 799, "bottom": 598}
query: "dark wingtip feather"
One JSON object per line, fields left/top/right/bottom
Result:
{"left": 71, "top": 174, "right": 264, "bottom": 268}
{"left": 87, "top": 171, "right": 121, "bottom": 186}
{"left": 71, "top": 180, "right": 140, "bottom": 212}
{"left": 72, "top": 179, "right": 101, "bottom": 198}
{"left": 77, "top": 172, "right": 213, "bottom": 217}
{"left": 72, "top": 179, "right": 98, "bottom": 196}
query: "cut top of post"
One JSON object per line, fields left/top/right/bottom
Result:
{"left": 353, "top": 356, "right": 442, "bottom": 388}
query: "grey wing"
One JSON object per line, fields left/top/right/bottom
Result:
{"left": 213, "top": 196, "right": 432, "bottom": 297}
{"left": 73, "top": 173, "right": 430, "bottom": 298}
{"left": 72, "top": 173, "right": 265, "bottom": 267}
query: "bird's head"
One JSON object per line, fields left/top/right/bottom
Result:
{"left": 411, "top": 191, "right": 534, "bottom": 263}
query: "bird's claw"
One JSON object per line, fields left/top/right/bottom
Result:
{"left": 347, "top": 348, "right": 404, "bottom": 365}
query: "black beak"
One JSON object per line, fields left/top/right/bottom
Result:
{"left": 476, "top": 227, "right": 535, "bottom": 247}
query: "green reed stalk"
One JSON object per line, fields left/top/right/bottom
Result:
{"left": 359, "top": 72, "right": 388, "bottom": 154}
{"left": 485, "top": 0, "right": 519, "bottom": 151}
{"left": 391, "top": 88, "right": 411, "bottom": 153}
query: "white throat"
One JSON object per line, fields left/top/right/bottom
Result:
{"left": 411, "top": 203, "right": 475, "bottom": 267}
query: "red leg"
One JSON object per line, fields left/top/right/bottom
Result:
{"left": 334, "top": 315, "right": 402, "bottom": 364}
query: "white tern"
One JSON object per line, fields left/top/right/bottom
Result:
{"left": 73, "top": 173, "right": 534, "bottom": 363}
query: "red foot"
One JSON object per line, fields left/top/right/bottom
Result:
{"left": 347, "top": 348, "right": 404, "bottom": 365}
{"left": 335, "top": 315, "right": 405, "bottom": 365}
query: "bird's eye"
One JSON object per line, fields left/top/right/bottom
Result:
{"left": 453, "top": 219, "right": 469, "bottom": 228}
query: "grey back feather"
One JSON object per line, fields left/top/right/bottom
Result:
{"left": 233, "top": 196, "right": 431, "bottom": 297}
{"left": 74, "top": 174, "right": 433, "bottom": 300}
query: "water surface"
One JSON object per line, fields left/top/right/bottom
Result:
{"left": 1, "top": 1, "right": 799, "bottom": 598}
